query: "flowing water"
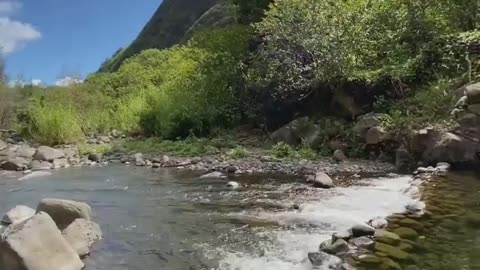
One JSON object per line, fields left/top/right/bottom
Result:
{"left": 0, "top": 166, "right": 478, "bottom": 270}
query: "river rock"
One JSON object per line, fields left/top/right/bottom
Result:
{"left": 380, "top": 257, "right": 402, "bottom": 270}
{"left": 357, "top": 254, "right": 382, "bottom": 264}
{"left": 375, "top": 242, "right": 410, "bottom": 261}
{"left": 88, "top": 153, "right": 102, "bottom": 162}
{"left": 0, "top": 212, "right": 84, "bottom": 270}
{"left": 200, "top": 171, "right": 226, "bottom": 179}
{"left": 312, "top": 172, "right": 334, "bottom": 188}
{"left": 0, "top": 157, "right": 29, "bottom": 171}
{"left": 62, "top": 218, "right": 102, "bottom": 257}
{"left": 395, "top": 146, "right": 411, "bottom": 173}
{"left": 15, "top": 145, "right": 36, "bottom": 158}
{"left": 366, "top": 126, "right": 385, "bottom": 145}
{"left": 320, "top": 239, "right": 350, "bottom": 255}
{"left": 133, "top": 153, "right": 145, "bottom": 166}
{"left": 1, "top": 205, "right": 35, "bottom": 225}
{"left": 354, "top": 113, "right": 386, "bottom": 135}
{"left": 36, "top": 198, "right": 92, "bottom": 230}
{"left": 53, "top": 158, "right": 70, "bottom": 169}
{"left": 19, "top": 171, "right": 53, "bottom": 181}
{"left": 466, "top": 83, "right": 480, "bottom": 104}
{"left": 226, "top": 181, "right": 240, "bottom": 189}
{"left": 338, "top": 263, "right": 357, "bottom": 270}
{"left": 33, "top": 146, "right": 65, "bottom": 162}
{"left": 374, "top": 230, "right": 400, "bottom": 245}
{"left": 468, "top": 104, "right": 480, "bottom": 114}
{"left": 368, "top": 217, "right": 388, "bottom": 229}
{"left": 29, "top": 160, "right": 53, "bottom": 171}
{"left": 308, "top": 251, "right": 342, "bottom": 269}
{"left": 349, "top": 236, "right": 375, "bottom": 250}
{"left": 393, "top": 227, "right": 418, "bottom": 240}
{"left": 351, "top": 223, "right": 375, "bottom": 237}
{"left": 455, "top": 95, "right": 468, "bottom": 108}
{"left": 0, "top": 139, "right": 6, "bottom": 150}
{"left": 406, "top": 201, "right": 426, "bottom": 215}
{"left": 333, "top": 150, "right": 348, "bottom": 162}
{"left": 332, "top": 230, "right": 352, "bottom": 242}
{"left": 397, "top": 218, "right": 424, "bottom": 231}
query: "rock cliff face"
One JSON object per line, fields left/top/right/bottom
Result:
{"left": 99, "top": 0, "right": 228, "bottom": 72}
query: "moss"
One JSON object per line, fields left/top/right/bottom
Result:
{"left": 393, "top": 227, "right": 419, "bottom": 240}
{"left": 375, "top": 242, "right": 412, "bottom": 261}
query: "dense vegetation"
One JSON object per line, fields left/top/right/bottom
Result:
{"left": 1, "top": 0, "right": 479, "bottom": 157}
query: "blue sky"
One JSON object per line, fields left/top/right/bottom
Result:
{"left": 0, "top": 0, "right": 160, "bottom": 85}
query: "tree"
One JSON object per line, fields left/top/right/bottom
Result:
{"left": 233, "top": 0, "right": 271, "bottom": 24}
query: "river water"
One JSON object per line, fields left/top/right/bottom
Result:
{"left": 0, "top": 166, "right": 476, "bottom": 270}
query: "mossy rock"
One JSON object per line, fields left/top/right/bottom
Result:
{"left": 393, "top": 227, "right": 419, "bottom": 240}
{"left": 357, "top": 254, "right": 382, "bottom": 264}
{"left": 397, "top": 218, "right": 424, "bottom": 231}
{"left": 379, "top": 257, "right": 402, "bottom": 270}
{"left": 375, "top": 230, "right": 401, "bottom": 245}
{"left": 376, "top": 252, "right": 388, "bottom": 257}
{"left": 464, "top": 213, "right": 480, "bottom": 228}
{"left": 398, "top": 241, "right": 414, "bottom": 252}
{"left": 375, "top": 242, "right": 411, "bottom": 261}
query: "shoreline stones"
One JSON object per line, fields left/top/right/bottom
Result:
{"left": 0, "top": 199, "right": 102, "bottom": 270}
{"left": 312, "top": 172, "right": 334, "bottom": 188}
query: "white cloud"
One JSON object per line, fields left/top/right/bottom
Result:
{"left": 8, "top": 78, "right": 44, "bottom": 87}
{"left": 0, "top": 17, "right": 41, "bottom": 54}
{"left": 55, "top": 77, "right": 84, "bottom": 87}
{"left": 0, "top": 1, "right": 22, "bottom": 15}
{"left": 0, "top": 1, "right": 40, "bottom": 55}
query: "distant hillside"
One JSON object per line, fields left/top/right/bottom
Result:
{"left": 99, "top": 0, "right": 234, "bottom": 73}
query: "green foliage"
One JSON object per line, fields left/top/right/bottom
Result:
{"left": 233, "top": 0, "right": 271, "bottom": 24}
{"left": 381, "top": 79, "right": 457, "bottom": 134}
{"left": 249, "top": 0, "right": 479, "bottom": 102}
{"left": 24, "top": 102, "right": 84, "bottom": 145}
{"left": 122, "top": 138, "right": 222, "bottom": 157}
{"left": 98, "top": 0, "right": 222, "bottom": 72}
{"left": 271, "top": 142, "right": 295, "bottom": 158}
{"left": 228, "top": 146, "right": 250, "bottom": 159}
{"left": 78, "top": 143, "right": 112, "bottom": 156}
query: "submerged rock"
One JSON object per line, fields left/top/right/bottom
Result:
{"left": 375, "top": 242, "right": 411, "bottom": 261}
{"left": 375, "top": 230, "right": 400, "bottom": 245}
{"left": 320, "top": 239, "right": 350, "bottom": 255}
{"left": 30, "top": 160, "right": 53, "bottom": 171}
{"left": 1, "top": 205, "right": 35, "bottom": 225}
{"left": 0, "top": 212, "right": 84, "bottom": 270}
{"left": 19, "top": 171, "right": 53, "bottom": 181}
{"left": 200, "top": 171, "right": 226, "bottom": 179}
{"left": 0, "top": 157, "right": 29, "bottom": 171}
{"left": 393, "top": 227, "right": 419, "bottom": 240}
{"left": 36, "top": 198, "right": 92, "bottom": 230}
{"left": 308, "top": 251, "right": 342, "bottom": 269}
{"left": 62, "top": 218, "right": 102, "bottom": 257}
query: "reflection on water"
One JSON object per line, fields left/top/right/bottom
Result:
{"left": 0, "top": 166, "right": 459, "bottom": 270}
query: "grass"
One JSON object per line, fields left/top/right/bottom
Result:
{"left": 78, "top": 143, "right": 113, "bottom": 156}
{"left": 271, "top": 142, "right": 318, "bottom": 160}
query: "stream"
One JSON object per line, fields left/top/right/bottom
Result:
{"left": 0, "top": 166, "right": 478, "bottom": 270}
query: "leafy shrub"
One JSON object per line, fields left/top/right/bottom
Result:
{"left": 228, "top": 146, "right": 250, "bottom": 159}
{"left": 271, "top": 142, "right": 295, "bottom": 158}
{"left": 24, "top": 103, "right": 84, "bottom": 145}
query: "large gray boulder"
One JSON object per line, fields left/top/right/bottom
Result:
{"left": 36, "top": 198, "right": 92, "bottom": 230}
{"left": 312, "top": 172, "right": 334, "bottom": 189}
{"left": 29, "top": 160, "right": 53, "bottom": 171}
{"left": 271, "top": 117, "right": 320, "bottom": 147}
{"left": 62, "top": 218, "right": 102, "bottom": 257}
{"left": 366, "top": 126, "right": 385, "bottom": 145}
{"left": 320, "top": 239, "right": 350, "bottom": 255}
{"left": 351, "top": 223, "right": 375, "bottom": 237}
{"left": 33, "top": 146, "right": 65, "bottom": 162}
{"left": 466, "top": 83, "right": 480, "bottom": 104}
{"left": 0, "top": 212, "right": 84, "bottom": 270}
{"left": 133, "top": 153, "right": 145, "bottom": 166}
{"left": 422, "top": 132, "right": 479, "bottom": 165}
{"left": 15, "top": 145, "right": 36, "bottom": 159}
{"left": 0, "top": 157, "right": 29, "bottom": 171}
{"left": 353, "top": 113, "right": 386, "bottom": 135}
{"left": 1, "top": 205, "right": 35, "bottom": 225}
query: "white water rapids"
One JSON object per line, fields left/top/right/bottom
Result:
{"left": 207, "top": 175, "right": 418, "bottom": 270}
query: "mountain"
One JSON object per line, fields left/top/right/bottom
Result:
{"left": 99, "top": 0, "right": 234, "bottom": 73}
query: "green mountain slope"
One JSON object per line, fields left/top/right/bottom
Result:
{"left": 99, "top": 0, "right": 229, "bottom": 73}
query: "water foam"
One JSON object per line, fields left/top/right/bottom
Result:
{"left": 215, "top": 175, "right": 417, "bottom": 270}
